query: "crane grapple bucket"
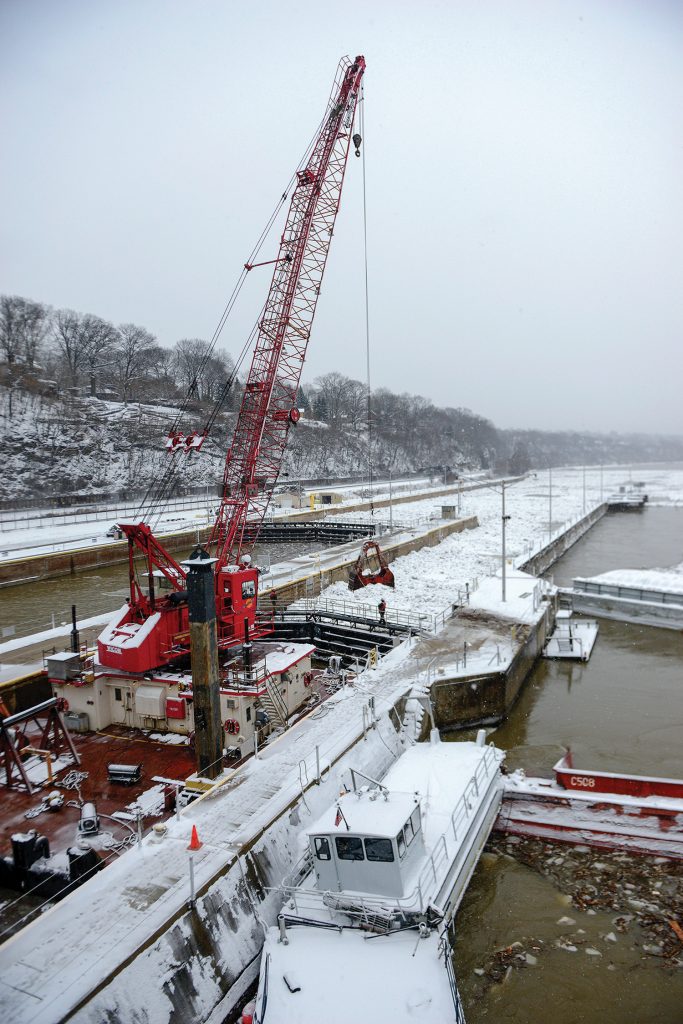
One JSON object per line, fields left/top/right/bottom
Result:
{"left": 348, "top": 540, "right": 395, "bottom": 592}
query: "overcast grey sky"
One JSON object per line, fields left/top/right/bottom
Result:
{"left": 1, "top": 0, "right": 681, "bottom": 434}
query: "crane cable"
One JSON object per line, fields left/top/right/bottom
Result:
{"left": 133, "top": 103, "right": 333, "bottom": 531}
{"left": 360, "top": 83, "right": 374, "bottom": 518}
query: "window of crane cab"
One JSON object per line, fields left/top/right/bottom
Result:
{"left": 335, "top": 836, "right": 365, "bottom": 861}
{"left": 314, "top": 836, "right": 331, "bottom": 861}
{"left": 145, "top": 571, "right": 174, "bottom": 594}
{"left": 241, "top": 580, "right": 256, "bottom": 599}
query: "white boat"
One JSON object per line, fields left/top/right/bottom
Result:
{"left": 245, "top": 732, "right": 505, "bottom": 1023}
{"left": 543, "top": 609, "right": 598, "bottom": 661}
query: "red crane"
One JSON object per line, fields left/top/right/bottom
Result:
{"left": 98, "top": 55, "right": 366, "bottom": 674}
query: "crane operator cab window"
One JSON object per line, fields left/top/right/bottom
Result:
{"left": 242, "top": 580, "right": 256, "bottom": 599}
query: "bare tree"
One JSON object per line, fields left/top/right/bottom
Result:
{"left": 115, "top": 323, "right": 157, "bottom": 402}
{"left": 312, "top": 372, "right": 367, "bottom": 426}
{"left": 173, "top": 338, "right": 209, "bottom": 398}
{"left": 172, "top": 340, "right": 235, "bottom": 403}
{"left": 80, "top": 314, "right": 117, "bottom": 395}
{"left": 0, "top": 295, "right": 23, "bottom": 365}
{"left": 53, "top": 309, "right": 83, "bottom": 386}
{"left": 0, "top": 295, "right": 51, "bottom": 368}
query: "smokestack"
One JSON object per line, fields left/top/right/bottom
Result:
{"left": 185, "top": 547, "right": 223, "bottom": 781}
{"left": 243, "top": 617, "right": 252, "bottom": 676}
{"left": 70, "top": 605, "right": 80, "bottom": 653}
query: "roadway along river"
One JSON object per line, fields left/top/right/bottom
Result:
{"left": 453, "top": 505, "right": 683, "bottom": 1023}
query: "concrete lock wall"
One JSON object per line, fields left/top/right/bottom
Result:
{"left": 518, "top": 504, "right": 607, "bottom": 577}
{"left": 0, "top": 512, "right": 478, "bottom": 590}
{"left": 431, "top": 606, "right": 553, "bottom": 731}
{"left": 0, "top": 528, "right": 211, "bottom": 587}
{"left": 570, "top": 592, "right": 683, "bottom": 630}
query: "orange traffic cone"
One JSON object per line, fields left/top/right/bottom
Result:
{"left": 187, "top": 824, "right": 203, "bottom": 851}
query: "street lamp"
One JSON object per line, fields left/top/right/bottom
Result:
{"left": 582, "top": 465, "right": 586, "bottom": 515}
{"left": 482, "top": 477, "right": 524, "bottom": 602}
{"left": 389, "top": 469, "right": 393, "bottom": 532}
{"left": 501, "top": 483, "right": 512, "bottom": 602}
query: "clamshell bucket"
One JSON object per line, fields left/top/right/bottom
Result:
{"left": 348, "top": 540, "right": 395, "bottom": 592}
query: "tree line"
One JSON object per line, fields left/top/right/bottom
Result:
{"left": 3, "top": 292, "right": 682, "bottom": 476}
{"left": 0, "top": 293, "right": 234, "bottom": 405}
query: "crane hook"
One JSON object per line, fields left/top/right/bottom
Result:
{"left": 352, "top": 133, "right": 362, "bottom": 158}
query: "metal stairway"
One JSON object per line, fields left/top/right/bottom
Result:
{"left": 257, "top": 674, "right": 289, "bottom": 727}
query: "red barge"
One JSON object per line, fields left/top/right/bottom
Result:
{"left": 495, "top": 752, "right": 683, "bottom": 859}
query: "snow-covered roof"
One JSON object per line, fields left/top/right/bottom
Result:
{"left": 262, "top": 642, "right": 315, "bottom": 675}
{"left": 255, "top": 925, "right": 455, "bottom": 1023}
{"left": 307, "top": 790, "right": 418, "bottom": 839}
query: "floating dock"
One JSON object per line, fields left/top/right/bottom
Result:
{"left": 542, "top": 610, "right": 598, "bottom": 661}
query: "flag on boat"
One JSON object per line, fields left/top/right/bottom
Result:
{"left": 334, "top": 805, "right": 343, "bottom": 827}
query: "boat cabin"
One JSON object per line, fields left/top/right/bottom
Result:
{"left": 307, "top": 789, "right": 424, "bottom": 898}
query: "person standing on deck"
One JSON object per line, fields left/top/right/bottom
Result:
{"left": 378, "top": 599, "right": 387, "bottom": 625}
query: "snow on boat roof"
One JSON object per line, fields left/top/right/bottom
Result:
{"left": 306, "top": 739, "right": 500, "bottom": 843}
{"left": 307, "top": 790, "right": 419, "bottom": 838}
{"left": 257, "top": 924, "right": 455, "bottom": 1023}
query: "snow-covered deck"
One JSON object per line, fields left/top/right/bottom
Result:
{"left": 254, "top": 926, "right": 457, "bottom": 1023}
{"left": 543, "top": 613, "right": 599, "bottom": 661}
{"left": 0, "top": 643, "right": 428, "bottom": 1024}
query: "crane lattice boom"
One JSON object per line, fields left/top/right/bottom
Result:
{"left": 211, "top": 55, "right": 365, "bottom": 567}
{"left": 98, "top": 55, "right": 365, "bottom": 673}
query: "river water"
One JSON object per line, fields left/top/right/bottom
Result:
{"left": 0, "top": 540, "right": 325, "bottom": 641}
{"left": 454, "top": 505, "right": 683, "bottom": 1022}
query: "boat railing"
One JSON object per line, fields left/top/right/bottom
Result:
{"left": 274, "top": 744, "right": 502, "bottom": 919}
{"left": 441, "top": 933, "right": 467, "bottom": 1024}
{"left": 253, "top": 951, "right": 270, "bottom": 1024}
{"left": 415, "top": 743, "right": 500, "bottom": 905}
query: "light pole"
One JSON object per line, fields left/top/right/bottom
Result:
{"left": 389, "top": 470, "right": 393, "bottom": 532}
{"left": 582, "top": 465, "right": 586, "bottom": 515}
{"left": 501, "top": 483, "right": 511, "bottom": 602}
{"left": 482, "top": 478, "right": 522, "bottom": 602}
{"left": 548, "top": 466, "right": 553, "bottom": 542}
{"left": 600, "top": 464, "right": 604, "bottom": 502}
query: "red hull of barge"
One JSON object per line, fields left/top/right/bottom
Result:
{"left": 495, "top": 755, "right": 683, "bottom": 860}
{"left": 553, "top": 753, "right": 683, "bottom": 800}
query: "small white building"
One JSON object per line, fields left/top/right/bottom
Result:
{"left": 272, "top": 490, "right": 304, "bottom": 509}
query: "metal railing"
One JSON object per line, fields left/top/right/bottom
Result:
{"left": 272, "top": 743, "right": 501, "bottom": 920}
{"left": 442, "top": 933, "right": 467, "bottom": 1024}
{"left": 261, "top": 673, "right": 289, "bottom": 726}
{"left": 0, "top": 493, "right": 215, "bottom": 533}
{"left": 573, "top": 579, "right": 683, "bottom": 605}
{"left": 287, "top": 593, "right": 473, "bottom": 635}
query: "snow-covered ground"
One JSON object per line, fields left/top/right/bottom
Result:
{"left": 315, "top": 467, "right": 683, "bottom": 618}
